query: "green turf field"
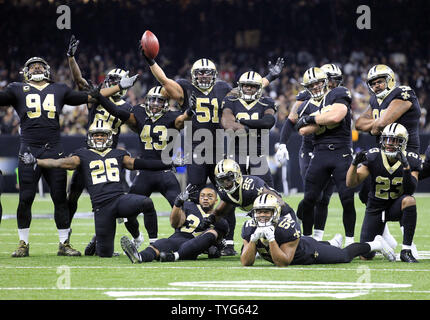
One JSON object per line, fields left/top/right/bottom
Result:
{"left": 0, "top": 193, "right": 429, "bottom": 300}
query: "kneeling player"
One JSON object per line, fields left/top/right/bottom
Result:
{"left": 121, "top": 186, "right": 229, "bottom": 263}
{"left": 19, "top": 122, "right": 174, "bottom": 257}
{"left": 241, "top": 194, "right": 395, "bottom": 267}
{"left": 346, "top": 123, "right": 421, "bottom": 263}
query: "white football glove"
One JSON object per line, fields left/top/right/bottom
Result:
{"left": 262, "top": 225, "right": 276, "bottom": 242}
{"left": 250, "top": 227, "right": 265, "bottom": 243}
{"left": 275, "top": 143, "right": 289, "bottom": 164}
{"left": 119, "top": 71, "right": 139, "bottom": 90}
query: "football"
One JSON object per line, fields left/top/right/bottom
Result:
{"left": 140, "top": 30, "right": 159, "bottom": 60}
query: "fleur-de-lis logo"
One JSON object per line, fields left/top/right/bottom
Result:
{"left": 401, "top": 92, "right": 410, "bottom": 100}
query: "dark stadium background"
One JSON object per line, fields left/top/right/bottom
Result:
{"left": 1, "top": 0, "right": 429, "bottom": 193}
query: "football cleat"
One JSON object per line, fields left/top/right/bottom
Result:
{"left": 207, "top": 245, "right": 221, "bottom": 259}
{"left": 400, "top": 249, "right": 419, "bottom": 263}
{"left": 58, "top": 237, "right": 82, "bottom": 256}
{"left": 375, "top": 235, "right": 396, "bottom": 262}
{"left": 328, "top": 233, "right": 343, "bottom": 248}
{"left": 11, "top": 240, "right": 29, "bottom": 257}
{"left": 120, "top": 236, "right": 142, "bottom": 264}
{"left": 84, "top": 235, "right": 97, "bottom": 256}
{"left": 159, "top": 251, "right": 175, "bottom": 262}
{"left": 220, "top": 245, "right": 237, "bottom": 256}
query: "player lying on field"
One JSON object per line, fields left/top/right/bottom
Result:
{"left": 346, "top": 123, "right": 421, "bottom": 263}
{"left": 240, "top": 194, "right": 396, "bottom": 267}
{"left": 19, "top": 121, "right": 180, "bottom": 257}
{"left": 121, "top": 186, "right": 229, "bottom": 263}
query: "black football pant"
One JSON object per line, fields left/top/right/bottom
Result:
{"left": 94, "top": 193, "right": 156, "bottom": 257}
{"left": 0, "top": 170, "right": 3, "bottom": 224}
{"left": 17, "top": 143, "right": 69, "bottom": 230}
{"left": 297, "top": 147, "right": 335, "bottom": 231}
{"left": 292, "top": 237, "right": 371, "bottom": 265}
{"left": 301, "top": 145, "right": 356, "bottom": 237}
{"left": 129, "top": 169, "right": 181, "bottom": 240}
{"left": 359, "top": 195, "right": 417, "bottom": 259}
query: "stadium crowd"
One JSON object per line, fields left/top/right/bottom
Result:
{"left": 1, "top": 0, "right": 430, "bottom": 135}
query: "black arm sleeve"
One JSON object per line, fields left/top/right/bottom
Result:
{"left": 402, "top": 169, "right": 418, "bottom": 195}
{"left": 64, "top": 90, "right": 89, "bottom": 105}
{"left": 133, "top": 158, "right": 171, "bottom": 171}
{"left": 97, "top": 94, "right": 131, "bottom": 122}
{"left": 0, "top": 90, "right": 16, "bottom": 106}
{"left": 419, "top": 160, "right": 430, "bottom": 180}
{"left": 279, "top": 118, "right": 295, "bottom": 144}
{"left": 239, "top": 114, "right": 275, "bottom": 129}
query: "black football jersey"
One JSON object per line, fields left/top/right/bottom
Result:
{"left": 309, "top": 86, "right": 353, "bottom": 147}
{"left": 419, "top": 145, "right": 430, "bottom": 180}
{"left": 362, "top": 147, "right": 422, "bottom": 212}
{"left": 297, "top": 99, "right": 320, "bottom": 151}
{"left": 132, "top": 105, "right": 182, "bottom": 160}
{"left": 177, "top": 79, "right": 232, "bottom": 148}
{"left": 218, "top": 175, "right": 267, "bottom": 211}
{"left": 73, "top": 147, "right": 129, "bottom": 209}
{"left": 87, "top": 99, "right": 133, "bottom": 148}
{"left": 369, "top": 86, "right": 421, "bottom": 152}
{"left": 296, "top": 89, "right": 311, "bottom": 102}
{"left": 222, "top": 96, "right": 276, "bottom": 156}
{"left": 3, "top": 82, "right": 88, "bottom": 146}
{"left": 241, "top": 214, "right": 302, "bottom": 264}
{"left": 174, "top": 201, "right": 213, "bottom": 238}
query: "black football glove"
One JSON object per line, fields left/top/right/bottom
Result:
{"left": 87, "top": 82, "right": 103, "bottom": 101}
{"left": 396, "top": 150, "right": 409, "bottom": 168}
{"left": 265, "top": 57, "right": 285, "bottom": 82}
{"left": 352, "top": 150, "right": 367, "bottom": 166}
{"left": 67, "top": 35, "right": 79, "bottom": 57}
{"left": 174, "top": 184, "right": 200, "bottom": 207}
{"left": 186, "top": 93, "right": 197, "bottom": 117}
{"left": 19, "top": 152, "right": 37, "bottom": 166}
{"left": 295, "top": 115, "right": 316, "bottom": 130}
{"left": 197, "top": 214, "right": 217, "bottom": 231}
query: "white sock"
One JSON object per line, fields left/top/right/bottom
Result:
{"left": 58, "top": 228, "right": 70, "bottom": 244}
{"left": 367, "top": 240, "right": 381, "bottom": 252}
{"left": 18, "top": 228, "right": 30, "bottom": 244}
{"left": 313, "top": 229, "right": 324, "bottom": 241}
{"left": 344, "top": 236, "right": 355, "bottom": 247}
{"left": 149, "top": 238, "right": 158, "bottom": 245}
{"left": 174, "top": 252, "right": 180, "bottom": 261}
{"left": 402, "top": 245, "right": 412, "bottom": 250}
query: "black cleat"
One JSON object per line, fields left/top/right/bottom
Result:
{"left": 220, "top": 245, "right": 237, "bottom": 256}
{"left": 84, "top": 235, "right": 97, "bottom": 256}
{"left": 400, "top": 249, "right": 419, "bottom": 263}
{"left": 208, "top": 245, "right": 221, "bottom": 259}
{"left": 159, "top": 251, "right": 175, "bottom": 262}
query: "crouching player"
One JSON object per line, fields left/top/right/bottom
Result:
{"left": 241, "top": 194, "right": 396, "bottom": 267}
{"left": 19, "top": 122, "right": 175, "bottom": 257}
{"left": 121, "top": 186, "right": 229, "bottom": 263}
{"left": 346, "top": 123, "right": 422, "bottom": 263}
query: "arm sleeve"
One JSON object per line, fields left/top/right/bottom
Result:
{"left": 133, "top": 158, "right": 171, "bottom": 171}
{"left": 279, "top": 118, "right": 295, "bottom": 144}
{"left": 64, "top": 90, "right": 89, "bottom": 105}
{"left": 402, "top": 169, "right": 418, "bottom": 195}
{"left": 97, "top": 94, "right": 130, "bottom": 122}
{"left": 239, "top": 114, "right": 275, "bottom": 129}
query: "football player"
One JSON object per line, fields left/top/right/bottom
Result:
{"left": 221, "top": 71, "right": 276, "bottom": 187}
{"left": 120, "top": 186, "right": 229, "bottom": 263}
{"left": 66, "top": 35, "right": 145, "bottom": 253}
{"left": 0, "top": 56, "right": 137, "bottom": 257}
{"left": 355, "top": 65, "right": 421, "bottom": 204}
{"left": 94, "top": 85, "right": 195, "bottom": 244}
{"left": 275, "top": 63, "right": 342, "bottom": 240}
{"left": 19, "top": 121, "right": 175, "bottom": 257}
{"left": 295, "top": 67, "right": 356, "bottom": 246}
{"left": 142, "top": 50, "right": 284, "bottom": 256}
{"left": 241, "top": 193, "right": 396, "bottom": 267}
{"left": 346, "top": 123, "right": 421, "bottom": 262}
{"left": 418, "top": 145, "right": 430, "bottom": 180}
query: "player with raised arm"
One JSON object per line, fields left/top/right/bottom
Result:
{"left": 346, "top": 123, "right": 421, "bottom": 263}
